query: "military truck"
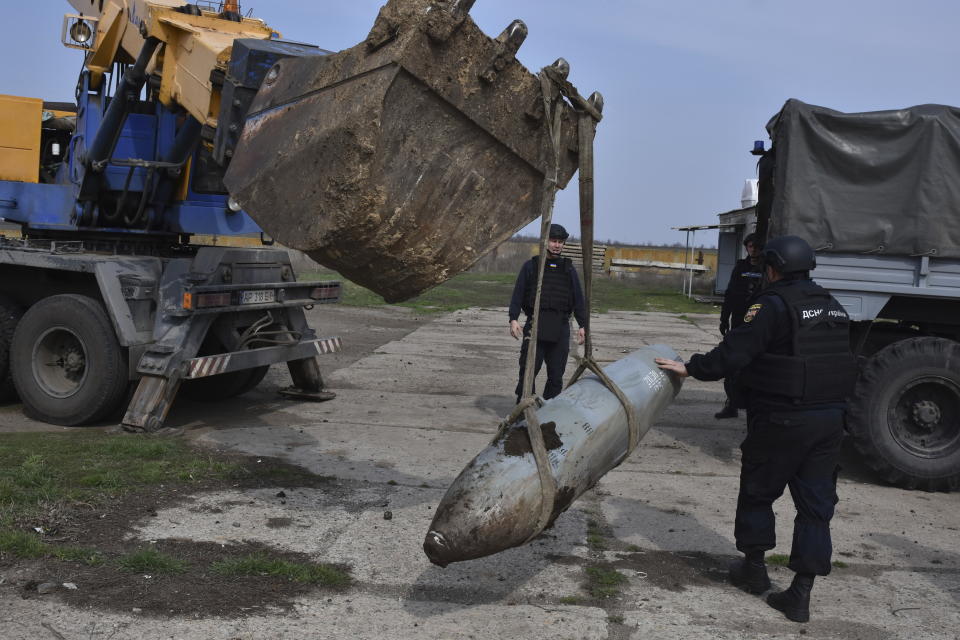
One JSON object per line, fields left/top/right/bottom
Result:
{"left": 739, "top": 99, "right": 960, "bottom": 491}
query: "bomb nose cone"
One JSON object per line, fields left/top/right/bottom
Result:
{"left": 423, "top": 530, "right": 452, "bottom": 567}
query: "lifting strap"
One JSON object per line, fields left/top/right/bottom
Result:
{"left": 564, "top": 103, "right": 640, "bottom": 453}
{"left": 498, "top": 69, "right": 610, "bottom": 542}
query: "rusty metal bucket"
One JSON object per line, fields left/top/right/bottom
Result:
{"left": 223, "top": 0, "right": 580, "bottom": 302}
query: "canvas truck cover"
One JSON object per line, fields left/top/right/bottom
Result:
{"left": 765, "top": 99, "right": 960, "bottom": 257}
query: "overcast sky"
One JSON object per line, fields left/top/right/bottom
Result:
{"left": 8, "top": 1, "right": 960, "bottom": 246}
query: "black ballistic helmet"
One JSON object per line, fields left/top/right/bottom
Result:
{"left": 549, "top": 223, "right": 569, "bottom": 240}
{"left": 763, "top": 235, "right": 816, "bottom": 273}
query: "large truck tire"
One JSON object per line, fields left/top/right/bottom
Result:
{"left": 0, "top": 295, "right": 23, "bottom": 403}
{"left": 180, "top": 332, "right": 269, "bottom": 401}
{"left": 180, "top": 366, "right": 269, "bottom": 401}
{"left": 11, "top": 294, "right": 128, "bottom": 426}
{"left": 848, "top": 337, "right": 960, "bottom": 491}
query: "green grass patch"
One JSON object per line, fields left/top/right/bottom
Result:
{"left": 559, "top": 595, "right": 581, "bottom": 605}
{"left": 832, "top": 560, "right": 848, "bottom": 569}
{"left": 0, "top": 529, "right": 103, "bottom": 566}
{"left": 0, "top": 529, "right": 47, "bottom": 558}
{"left": 305, "top": 270, "right": 717, "bottom": 315}
{"left": 117, "top": 548, "right": 187, "bottom": 574}
{"left": 608, "top": 614, "right": 625, "bottom": 624}
{"left": 585, "top": 519, "right": 607, "bottom": 551}
{"left": 585, "top": 565, "right": 628, "bottom": 599}
{"left": 210, "top": 552, "right": 351, "bottom": 587}
{"left": 52, "top": 545, "right": 103, "bottom": 566}
{"left": 625, "top": 544, "right": 642, "bottom": 552}
{"left": 0, "top": 432, "right": 244, "bottom": 527}
{"left": 766, "top": 554, "right": 789, "bottom": 567}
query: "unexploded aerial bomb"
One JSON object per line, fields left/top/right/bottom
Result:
{"left": 424, "top": 345, "right": 683, "bottom": 566}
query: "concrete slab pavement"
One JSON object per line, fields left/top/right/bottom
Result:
{"left": 3, "top": 305, "right": 959, "bottom": 639}
{"left": 179, "top": 306, "right": 960, "bottom": 638}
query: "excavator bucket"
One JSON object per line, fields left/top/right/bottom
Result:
{"left": 223, "top": 0, "right": 582, "bottom": 302}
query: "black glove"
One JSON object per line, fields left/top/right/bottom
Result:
{"left": 719, "top": 320, "right": 728, "bottom": 336}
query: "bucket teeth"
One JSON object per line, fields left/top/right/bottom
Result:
{"left": 451, "top": 0, "right": 477, "bottom": 15}
{"left": 552, "top": 57, "right": 570, "bottom": 79}
{"left": 497, "top": 19, "right": 528, "bottom": 55}
{"left": 588, "top": 91, "right": 605, "bottom": 114}
{"left": 426, "top": 0, "right": 475, "bottom": 42}
{"left": 480, "top": 19, "right": 528, "bottom": 83}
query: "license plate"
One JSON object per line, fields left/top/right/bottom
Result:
{"left": 239, "top": 289, "right": 276, "bottom": 305}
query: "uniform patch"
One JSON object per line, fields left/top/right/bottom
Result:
{"left": 743, "top": 303, "right": 762, "bottom": 323}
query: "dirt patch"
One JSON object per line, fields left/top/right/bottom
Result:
{"left": 266, "top": 517, "right": 294, "bottom": 529}
{"left": 1, "top": 456, "right": 350, "bottom": 618}
{"left": 613, "top": 550, "right": 729, "bottom": 592}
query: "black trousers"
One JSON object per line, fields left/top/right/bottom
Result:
{"left": 735, "top": 408, "right": 844, "bottom": 575}
{"left": 514, "top": 325, "right": 570, "bottom": 402}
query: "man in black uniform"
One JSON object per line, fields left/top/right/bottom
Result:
{"left": 655, "top": 235, "right": 857, "bottom": 623}
{"left": 509, "top": 224, "right": 587, "bottom": 403}
{"left": 715, "top": 233, "right": 764, "bottom": 419}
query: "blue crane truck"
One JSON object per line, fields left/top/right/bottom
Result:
{"left": 0, "top": 0, "right": 594, "bottom": 432}
{"left": 749, "top": 99, "right": 960, "bottom": 491}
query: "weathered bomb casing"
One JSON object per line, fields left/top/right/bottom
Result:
{"left": 224, "top": 0, "right": 581, "bottom": 302}
{"left": 423, "top": 345, "right": 683, "bottom": 567}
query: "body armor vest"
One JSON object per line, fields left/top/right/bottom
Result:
{"left": 739, "top": 280, "right": 858, "bottom": 404}
{"left": 525, "top": 256, "right": 573, "bottom": 314}
{"left": 730, "top": 262, "right": 763, "bottom": 302}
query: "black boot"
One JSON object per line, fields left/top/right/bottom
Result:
{"left": 767, "top": 573, "right": 814, "bottom": 623}
{"left": 729, "top": 551, "right": 770, "bottom": 595}
{"left": 714, "top": 404, "right": 739, "bottom": 419}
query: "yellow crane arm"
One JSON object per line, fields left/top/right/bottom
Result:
{"left": 64, "top": 0, "right": 274, "bottom": 129}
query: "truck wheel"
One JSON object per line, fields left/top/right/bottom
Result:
{"left": 848, "top": 337, "right": 960, "bottom": 491}
{"left": 0, "top": 295, "right": 23, "bottom": 403}
{"left": 11, "top": 295, "right": 128, "bottom": 425}
{"left": 180, "top": 330, "right": 269, "bottom": 401}
{"left": 181, "top": 365, "right": 269, "bottom": 401}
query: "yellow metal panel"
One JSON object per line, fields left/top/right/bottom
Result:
{"left": 85, "top": 1, "right": 128, "bottom": 87}
{"left": 0, "top": 95, "right": 41, "bottom": 183}
{"left": 154, "top": 10, "right": 272, "bottom": 127}
{"left": 191, "top": 234, "right": 263, "bottom": 247}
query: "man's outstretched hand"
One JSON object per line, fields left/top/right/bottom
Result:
{"left": 655, "top": 357, "right": 689, "bottom": 378}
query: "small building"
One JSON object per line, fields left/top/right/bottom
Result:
{"left": 715, "top": 205, "right": 758, "bottom": 295}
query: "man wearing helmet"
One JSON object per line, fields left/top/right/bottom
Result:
{"left": 509, "top": 223, "right": 587, "bottom": 403}
{"left": 656, "top": 235, "right": 858, "bottom": 623}
{"left": 715, "top": 232, "right": 764, "bottom": 419}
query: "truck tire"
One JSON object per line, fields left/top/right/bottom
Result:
{"left": 180, "top": 332, "right": 269, "bottom": 401}
{"left": 180, "top": 365, "right": 269, "bottom": 401}
{"left": 0, "top": 295, "right": 23, "bottom": 403}
{"left": 848, "top": 337, "right": 960, "bottom": 491}
{"left": 11, "top": 294, "right": 128, "bottom": 425}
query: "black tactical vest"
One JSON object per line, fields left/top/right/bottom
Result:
{"left": 739, "top": 280, "right": 858, "bottom": 404}
{"left": 525, "top": 256, "right": 573, "bottom": 314}
{"left": 729, "top": 261, "right": 763, "bottom": 303}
